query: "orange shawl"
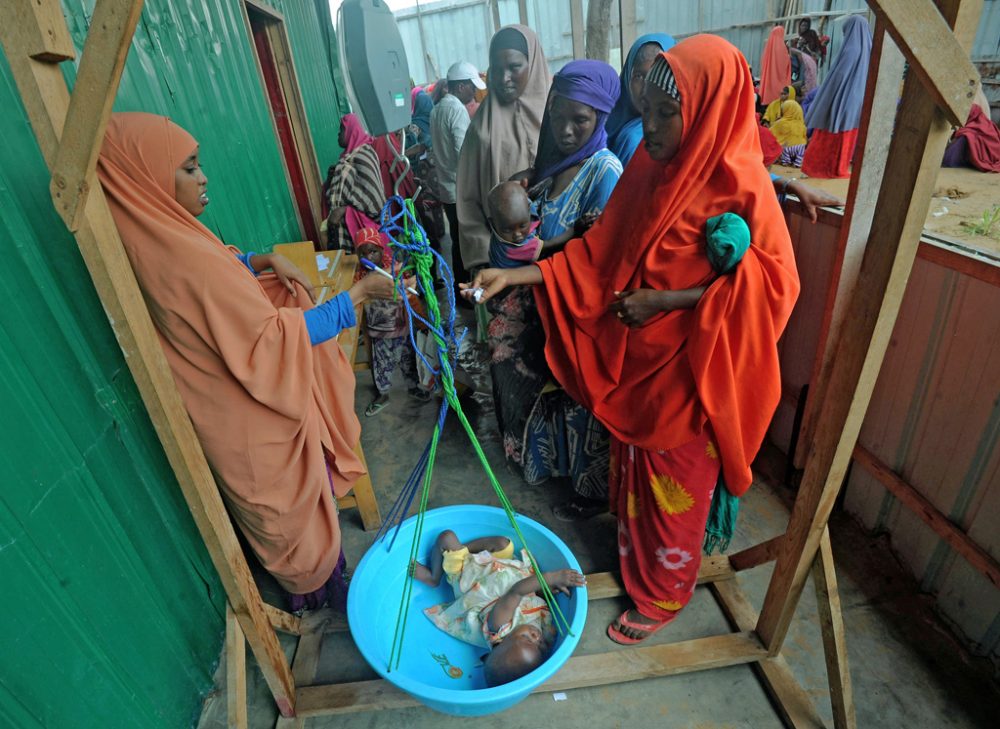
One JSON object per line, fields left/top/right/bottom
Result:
{"left": 534, "top": 36, "right": 799, "bottom": 495}
{"left": 97, "top": 113, "right": 364, "bottom": 593}
{"left": 759, "top": 26, "right": 792, "bottom": 106}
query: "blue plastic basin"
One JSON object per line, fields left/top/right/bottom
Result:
{"left": 347, "top": 505, "right": 587, "bottom": 716}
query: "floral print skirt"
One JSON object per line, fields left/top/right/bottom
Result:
{"left": 487, "top": 285, "right": 609, "bottom": 498}
{"left": 610, "top": 430, "right": 720, "bottom": 620}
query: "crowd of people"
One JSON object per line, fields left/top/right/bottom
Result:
{"left": 94, "top": 11, "right": 996, "bottom": 677}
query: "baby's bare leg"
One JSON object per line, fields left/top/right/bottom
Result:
{"left": 413, "top": 532, "right": 510, "bottom": 586}
{"left": 464, "top": 536, "right": 512, "bottom": 554}
{"left": 413, "top": 530, "right": 463, "bottom": 586}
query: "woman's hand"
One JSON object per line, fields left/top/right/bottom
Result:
{"left": 269, "top": 254, "right": 316, "bottom": 304}
{"left": 460, "top": 265, "right": 544, "bottom": 303}
{"left": 610, "top": 289, "right": 671, "bottom": 327}
{"left": 248, "top": 253, "right": 316, "bottom": 303}
{"left": 610, "top": 287, "right": 707, "bottom": 327}
{"left": 349, "top": 271, "right": 396, "bottom": 305}
{"left": 573, "top": 210, "right": 601, "bottom": 236}
{"left": 785, "top": 179, "right": 843, "bottom": 223}
{"left": 328, "top": 206, "right": 346, "bottom": 227}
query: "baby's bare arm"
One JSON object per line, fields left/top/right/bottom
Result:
{"left": 413, "top": 532, "right": 511, "bottom": 587}
{"left": 487, "top": 569, "right": 586, "bottom": 632}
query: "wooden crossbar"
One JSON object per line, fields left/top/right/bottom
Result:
{"left": 1, "top": 0, "right": 986, "bottom": 727}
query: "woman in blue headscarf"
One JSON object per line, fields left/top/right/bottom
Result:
{"left": 801, "top": 15, "right": 872, "bottom": 178}
{"left": 607, "top": 33, "right": 676, "bottom": 166}
{"left": 489, "top": 59, "right": 622, "bottom": 520}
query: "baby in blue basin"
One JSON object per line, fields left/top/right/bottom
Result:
{"left": 414, "top": 529, "right": 586, "bottom": 686}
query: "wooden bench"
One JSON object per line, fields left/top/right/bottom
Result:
{"left": 273, "top": 242, "right": 381, "bottom": 531}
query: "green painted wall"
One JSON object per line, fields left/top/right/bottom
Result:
{"left": 0, "top": 1, "right": 350, "bottom": 726}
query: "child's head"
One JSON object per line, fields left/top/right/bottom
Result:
{"left": 487, "top": 181, "right": 533, "bottom": 244}
{"left": 483, "top": 623, "right": 550, "bottom": 686}
{"left": 355, "top": 227, "right": 385, "bottom": 266}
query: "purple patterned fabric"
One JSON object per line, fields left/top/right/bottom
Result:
{"left": 532, "top": 60, "right": 621, "bottom": 184}
{"left": 285, "top": 462, "right": 350, "bottom": 613}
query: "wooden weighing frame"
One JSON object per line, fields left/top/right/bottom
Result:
{"left": 0, "top": 0, "right": 984, "bottom": 726}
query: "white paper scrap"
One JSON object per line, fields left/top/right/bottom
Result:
{"left": 316, "top": 253, "right": 331, "bottom": 272}
{"left": 552, "top": 692, "right": 567, "bottom": 702}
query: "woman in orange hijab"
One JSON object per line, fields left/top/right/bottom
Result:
{"left": 465, "top": 36, "right": 799, "bottom": 643}
{"left": 97, "top": 113, "right": 393, "bottom": 611}
{"left": 758, "top": 26, "right": 791, "bottom": 106}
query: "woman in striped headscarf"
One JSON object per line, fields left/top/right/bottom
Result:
{"left": 466, "top": 36, "right": 799, "bottom": 643}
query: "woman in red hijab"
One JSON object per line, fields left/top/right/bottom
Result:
{"left": 465, "top": 36, "right": 799, "bottom": 643}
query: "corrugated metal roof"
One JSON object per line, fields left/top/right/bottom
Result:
{"left": 395, "top": 0, "right": 999, "bottom": 85}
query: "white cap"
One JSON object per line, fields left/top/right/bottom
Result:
{"left": 446, "top": 61, "right": 487, "bottom": 90}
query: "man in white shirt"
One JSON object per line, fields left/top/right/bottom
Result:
{"left": 431, "top": 61, "right": 485, "bottom": 300}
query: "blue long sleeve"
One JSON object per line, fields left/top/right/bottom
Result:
{"left": 302, "top": 291, "right": 357, "bottom": 346}
{"left": 236, "top": 251, "right": 258, "bottom": 275}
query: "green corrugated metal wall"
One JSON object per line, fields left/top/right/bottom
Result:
{"left": 0, "top": 1, "right": 349, "bottom": 726}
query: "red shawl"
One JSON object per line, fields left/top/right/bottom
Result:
{"left": 534, "top": 36, "right": 800, "bottom": 495}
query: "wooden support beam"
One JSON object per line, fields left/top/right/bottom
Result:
{"left": 755, "top": 0, "right": 983, "bottom": 656}
{"left": 49, "top": 0, "right": 144, "bottom": 232}
{"left": 20, "top": 0, "right": 76, "bottom": 62}
{"left": 293, "top": 632, "right": 768, "bottom": 717}
{"left": 0, "top": 2, "right": 298, "bottom": 715}
{"left": 712, "top": 580, "right": 826, "bottom": 728}
{"left": 853, "top": 444, "right": 1000, "bottom": 589}
{"left": 812, "top": 529, "right": 856, "bottom": 729}
{"left": 619, "top": 0, "right": 637, "bottom": 57}
{"left": 729, "top": 534, "right": 784, "bottom": 572}
{"left": 275, "top": 616, "right": 328, "bottom": 729}
{"left": 584, "top": 556, "right": 734, "bottom": 600}
{"left": 570, "top": 0, "right": 585, "bottom": 59}
{"left": 867, "top": 0, "right": 981, "bottom": 126}
{"left": 795, "top": 24, "right": 906, "bottom": 469}
{"left": 517, "top": 0, "right": 528, "bottom": 26}
{"left": 265, "top": 604, "right": 303, "bottom": 636}
{"left": 226, "top": 604, "right": 249, "bottom": 729}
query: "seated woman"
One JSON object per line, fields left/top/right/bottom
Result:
{"left": 466, "top": 37, "right": 800, "bottom": 643}
{"left": 489, "top": 59, "right": 623, "bottom": 521}
{"left": 97, "top": 113, "right": 393, "bottom": 612}
{"left": 324, "top": 114, "right": 387, "bottom": 251}
{"left": 762, "top": 85, "right": 796, "bottom": 127}
{"left": 770, "top": 95, "right": 808, "bottom": 167}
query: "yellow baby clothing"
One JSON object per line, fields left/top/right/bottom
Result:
{"left": 423, "top": 543, "right": 555, "bottom": 649}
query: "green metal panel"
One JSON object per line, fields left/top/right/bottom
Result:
{"left": 1, "top": 1, "right": 352, "bottom": 726}
{"left": 0, "top": 46, "right": 224, "bottom": 728}
{"left": 62, "top": 0, "right": 305, "bottom": 249}
{"left": 270, "top": 0, "right": 350, "bottom": 172}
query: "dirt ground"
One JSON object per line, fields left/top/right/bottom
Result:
{"left": 771, "top": 164, "right": 1000, "bottom": 256}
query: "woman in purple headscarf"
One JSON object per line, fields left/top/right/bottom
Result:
{"left": 489, "top": 59, "right": 623, "bottom": 520}
{"left": 801, "top": 15, "right": 873, "bottom": 178}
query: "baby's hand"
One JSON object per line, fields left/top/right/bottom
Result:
{"left": 542, "top": 569, "right": 586, "bottom": 596}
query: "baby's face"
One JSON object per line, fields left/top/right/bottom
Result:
{"left": 358, "top": 244, "right": 383, "bottom": 266}
{"left": 492, "top": 206, "right": 533, "bottom": 244}
{"left": 485, "top": 623, "right": 548, "bottom": 685}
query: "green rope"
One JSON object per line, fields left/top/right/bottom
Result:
{"left": 382, "top": 198, "right": 572, "bottom": 673}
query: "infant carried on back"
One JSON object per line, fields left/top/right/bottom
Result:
{"left": 415, "top": 530, "right": 586, "bottom": 686}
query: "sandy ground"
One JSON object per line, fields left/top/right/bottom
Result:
{"left": 771, "top": 164, "right": 1000, "bottom": 256}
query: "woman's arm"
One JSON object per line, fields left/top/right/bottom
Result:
{"left": 461, "top": 265, "right": 544, "bottom": 302}
{"left": 301, "top": 274, "right": 396, "bottom": 346}
{"left": 609, "top": 287, "right": 708, "bottom": 328}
